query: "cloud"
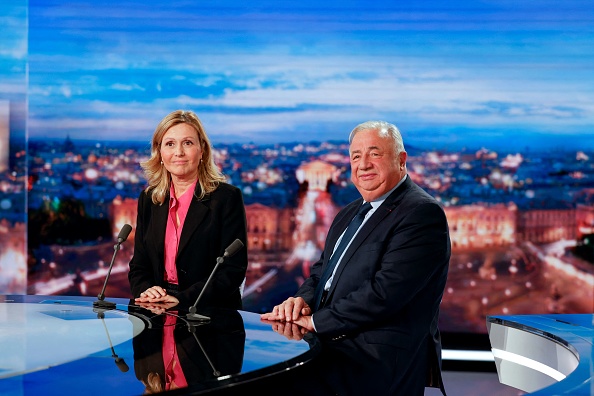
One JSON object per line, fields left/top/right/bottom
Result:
{"left": 23, "top": 1, "right": 594, "bottom": 147}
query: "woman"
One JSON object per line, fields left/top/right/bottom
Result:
{"left": 129, "top": 110, "right": 248, "bottom": 311}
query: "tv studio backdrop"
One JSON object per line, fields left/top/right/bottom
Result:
{"left": 0, "top": 1, "right": 593, "bottom": 395}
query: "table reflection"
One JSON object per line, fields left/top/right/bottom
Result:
{"left": 130, "top": 305, "right": 245, "bottom": 394}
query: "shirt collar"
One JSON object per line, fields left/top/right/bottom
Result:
{"left": 367, "top": 174, "right": 407, "bottom": 210}
{"left": 169, "top": 179, "right": 198, "bottom": 204}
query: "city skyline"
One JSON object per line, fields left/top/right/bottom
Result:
{"left": 24, "top": 134, "right": 594, "bottom": 155}
{"left": 1, "top": 1, "right": 592, "bottom": 149}
{"left": 23, "top": 137, "right": 594, "bottom": 333}
{"left": 0, "top": 1, "right": 593, "bottom": 336}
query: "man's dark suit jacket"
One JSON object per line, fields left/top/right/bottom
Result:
{"left": 128, "top": 182, "right": 248, "bottom": 311}
{"left": 295, "top": 176, "right": 450, "bottom": 396}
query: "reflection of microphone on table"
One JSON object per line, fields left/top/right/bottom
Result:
{"left": 94, "top": 224, "right": 133, "bottom": 309}
{"left": 184, "top": 316, "right": 221, "bottom": 377}
{"left": 186, "top": 239, "right": 244, "bottom": 323}
{"left": 94, "top": 307, "right": 130, "bottom": 373}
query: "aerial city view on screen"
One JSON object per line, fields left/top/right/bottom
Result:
{"left": 0, "top": 1, "right": 592, "bottom": 335}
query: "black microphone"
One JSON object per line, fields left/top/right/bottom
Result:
{"left": 224, "top": 239, "right": 244, "bottom": 258}
{"left": 94, "top": 224, "right": 133, "bottom": 309}
{"left": 186, "top": 239, "right": 244, "bottom": 323}
{"left": 94, "top": 308, "right": 130, "bottom": 372}
{"left": 116, "top": 224, "right": 133, "bottom": 243}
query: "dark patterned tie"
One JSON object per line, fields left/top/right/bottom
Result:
{"left": 313, "top": 202, "right": 372, "bottom": 311}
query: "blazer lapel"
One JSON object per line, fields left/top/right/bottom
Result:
{"left": 177, "top": 191, "right": 209, "bottom": 260}
{"left": 150, "top": 200, "right": 168, "bottom": 265}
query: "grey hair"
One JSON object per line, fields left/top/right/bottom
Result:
{"left": 348, "top": 120, "right": 405, "bottom": 154}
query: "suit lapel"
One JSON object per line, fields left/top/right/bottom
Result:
{"left": 324, "top": 200, "right": 362, "bottom": 266}
{"left": 329, "top": 179, "right": 410, "bottom": 291}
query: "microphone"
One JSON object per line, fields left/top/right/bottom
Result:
{"left": 94, "top": 308, "right": 130, "bottom": 372}
{"left": 116, "top": 224, "right": 133, "bottom": 243}
{"left": 186, "top": 239, "right": 244, "bottom": 323}
{"left": 94, "top": 224, "right": 133, "bottom": 309}
{"left": 223, "top": 238, "right": 244, "bottom": 257}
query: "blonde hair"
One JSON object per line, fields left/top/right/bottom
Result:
{"left": 140, "top": 110, "right": 226, "bottom": 205}
{"left": 142, "top": 372, "right": 164, "bottom": 394}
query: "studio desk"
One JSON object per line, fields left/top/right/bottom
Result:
{"left": 487, "top": 313, "right": 593, "bottom": 395}
{"left": 0, "top": 295, "right": 320, "bottom": 396}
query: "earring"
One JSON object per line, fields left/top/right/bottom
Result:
{"left": 160, "top": 160, "right": 163, "bottom": 165}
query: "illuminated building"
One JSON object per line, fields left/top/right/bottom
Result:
{"left": 0, "top": 220, "right": 26, "bottom": 293}
{"left": 444, "top": 203, "right": 517, "bottom": 249}
{"left": 517, "top": 207, "right": 576, "bottom": 244}
{"left": 576, "top": 204, "right": 594, "bottom": 238}
{"left": 245, "top": 203, "right": 294, "bottom": 252}
{"left": 110, "top": 195, "right": 137, "bottom": 241}
{"left": 295, "top": 160, "right": 341, "bottom": 192}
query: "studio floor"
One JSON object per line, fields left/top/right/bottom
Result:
{"left": 425, "top": 371, "right": 527, "bottom": 396}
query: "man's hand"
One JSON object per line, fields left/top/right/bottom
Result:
{"left": 261, "top": 319, "right": 309, "bottom": 341}
{"left": 260, "top": 296, "right": 315, "bottom": 332}
{"left": 260, "top": 296, "right": 312, "bottom": 322}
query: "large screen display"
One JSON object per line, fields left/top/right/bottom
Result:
{"left": 1, "top": 1, "right": 593, "bottom": 341}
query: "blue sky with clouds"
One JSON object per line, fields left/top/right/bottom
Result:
{"left": 2, "top": 0, "right": 594, "bottom": 150}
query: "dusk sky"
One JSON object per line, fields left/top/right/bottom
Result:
{"left": 2, "top": 1, "right": 593, "bottom": 150}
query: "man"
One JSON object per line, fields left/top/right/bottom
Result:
{"left": 261, "top": 120, "right": 450, "bottom": 395}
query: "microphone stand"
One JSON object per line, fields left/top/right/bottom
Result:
{"left": 94, "top": 308, "right": 130, "bottom": 373}
{"left": 186, "top": 255, "right": 225, "bottom": 323}
{"left": 93, "top": 240, "right": 123, "bottom": 309}
{"left": 186, "top": 239, "right": 244, "bottom": 323}
{"left": 186, "top": 321, "right": 221, "bottom": 377}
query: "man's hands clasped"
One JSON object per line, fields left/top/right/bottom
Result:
{"left": 260, "top": 296, "right": 315, "bottom": 339}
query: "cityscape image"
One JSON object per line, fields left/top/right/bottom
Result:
{"left": 0, "top": 1, "right": 593, "bottom": 341}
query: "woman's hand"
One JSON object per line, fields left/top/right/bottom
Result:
{"left": 134, "top": 299, "right": 179, "bottom": 315}
{"left": 137, "top": 285, "right": 167, "bottom": 299}
{"left": 135, "top": 286, "right": 179, "bottom": 305}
